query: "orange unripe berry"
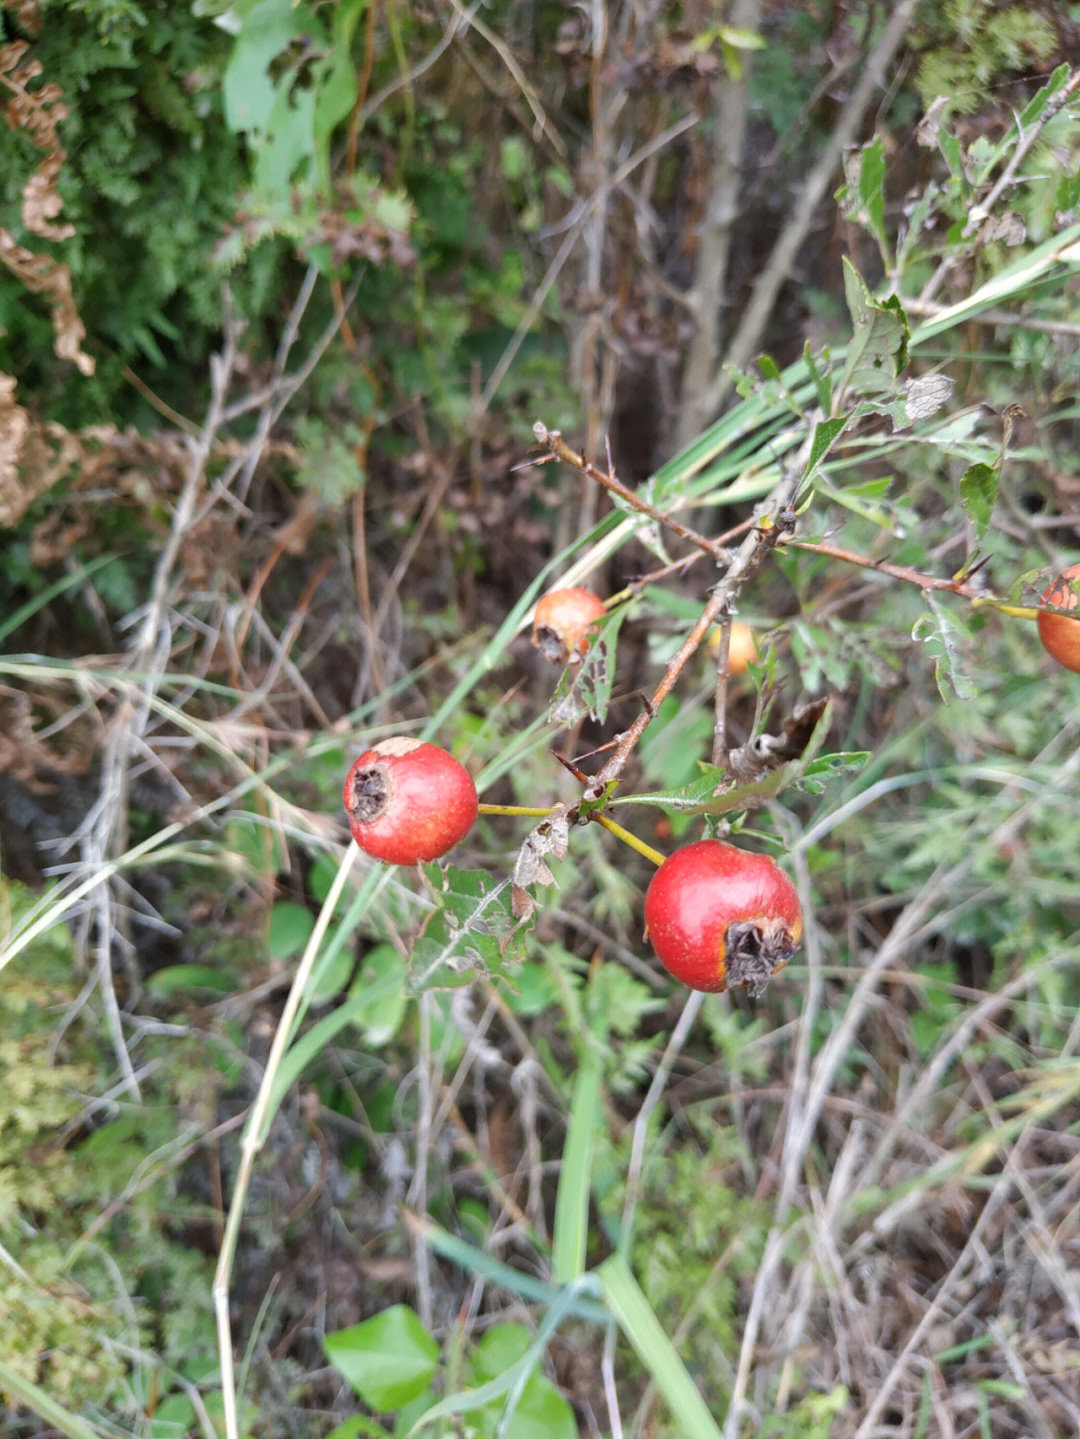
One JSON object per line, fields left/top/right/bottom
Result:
{"left": 706, "top": 621, "right": 758, "bottom": 675}
{"left": 531, "top": 587, "right": 606, "bottom": 664}
{"left": 644, "top": 839, "right": 802, "bottom": 994}
{"left": 343, "top": 738, "right": 477, "bottom": 865}
{"left": 1037, "top": 563, "right": 1080, "bottom": 673}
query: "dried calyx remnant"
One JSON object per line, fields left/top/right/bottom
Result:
{"left": 345, "top": 761, "right": 389, "bottom": 822}
{"left": 533, "top": 623, "right": 571, "bottom": 664}
{"left": 344, "top": 736, "right": 422, "bottom": 823}
{"left": 722, "top": 920, "right": 798, "bottom": 998}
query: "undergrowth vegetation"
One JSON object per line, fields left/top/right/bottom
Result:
{"left": 2, "top": 2, "right": 1080, "bottom": 1437}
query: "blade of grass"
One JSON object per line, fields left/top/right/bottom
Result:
{"left": 0, "top": 556, "right": 117, "bottom": 647}
{"left": 596, "top": 1251, "right": 723, "bottom": 1439}
{"left": 551, "top": 1036, "right": 602, "bottom": 1284}
{"left": 0, "top": 1361, "right": 106, "bottom": 1439}
{"left": 410, "top": 1213, "right": 610, "bottom": 1323}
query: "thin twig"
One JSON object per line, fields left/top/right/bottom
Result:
{"left": 444, "top": 0, "right": 562, "bottom": 154}
{"left": 711, "top": 618, "right": 732, "bottom": 768}
{"left": 783, "top": 535, "right": 1042, "bottom": 617}
{"left": 584, "top": 493, "right": 801, "bottom": 801}
{"left": 66, "top": 324, "right": 242, "bottom": 1098}
{"left": 673, "top": 0, "right": 761, "bottom": 452}
{"left": 480, "top": 113, "right": 697, "bottom": 413}
{"left": 919, "top": 66, "right": 1080, "bottom": 305}
{"left": 533, "top": 421, "right": 728, "bottom": 560}
{"left": 620, "top": 990, "right": 705, "bottom": 1250}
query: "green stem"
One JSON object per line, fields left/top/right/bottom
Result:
{"left": 592, "top": 812, "right": 666, "bottom": 866}
{"left": 972, "top": 598, "right": 1040, "bottom": 620}
{"left": 477, "top": 802, "right": 560, "bottom": 817}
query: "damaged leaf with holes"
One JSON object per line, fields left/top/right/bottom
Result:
{"left": 411, "top": 864, "right": 528, "bottom": 991}
{"left": 545, "top": 607, "right": 626, "bottom": 727}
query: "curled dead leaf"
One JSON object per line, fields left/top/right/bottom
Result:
{"left": 510, "top": 806, "right": 570, "bottom": 922}
{"left": 725, "top": 698, "right": 830, "bottom": 784}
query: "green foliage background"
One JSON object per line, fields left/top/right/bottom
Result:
{"left": 2, "top": 2, "right": 1080, "bottom": 1437}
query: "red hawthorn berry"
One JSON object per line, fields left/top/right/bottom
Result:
{"left": 1037, "top": 562, "right": 1080, "bottom": 674}
{"left": 343, "top": 737, "right": 478, "bottom": 865}
{"left": 531, "top": 587, "right": 606, "bottom": 664}
{"left": 643, "top": 839, "right": 802, "bottom": 994}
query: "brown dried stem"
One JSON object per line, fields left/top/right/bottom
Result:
{"left": 532, "top": 421, "right": 728, "bottom": 563}
{"left": 711, "top": 618, "right": 733, "bottom": 769}
{"left": 585, "top": 508, "right": 797, "bottom": 801}
{"left": 784, "top": 536, "right": 1041, "bottom": 618}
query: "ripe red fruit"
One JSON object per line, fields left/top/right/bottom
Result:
{"left": 1037, "top": 562, "right": 1080, "bottom": 674}
{"left": 643, "top": 839, "right": 802, "bottom": 994}
{"left": 343, "top": 738, "right": 478, "bottom": 865}
{"left": 531, "top": 587, "right": 606, "bottom": 664}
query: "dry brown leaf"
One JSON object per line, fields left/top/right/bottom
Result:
{"left": 0, "top": 36, "right": 92, "bottom": 372}
{"left": 23, "top": 149, "right": 74, "bottom": 241}
{"left": 0, "top": 231, "right": 94, "bottom": 374}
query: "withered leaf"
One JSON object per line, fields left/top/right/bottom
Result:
{"left": 725, "top": 698, "right": 831, "bottom": 784}
{"left": 512, "top": 806, "right": 570, "bottom": 890}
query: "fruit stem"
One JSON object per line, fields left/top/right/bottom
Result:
{"left": 971, "top": 598, "right": 1041, "bottom": 620}
{"left": 591, "top": 812, "right": 666, "bottom": 867}
{"left": 477, "top": 802, "right": 561, "bottom": 817}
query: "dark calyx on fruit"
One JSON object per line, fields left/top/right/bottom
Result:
{"left": 346, "top": 763, "right": 388, "bottom": 822}
{"left": 724, "top": 920, "right": 796, "bottom": 998}
{"left": 533, "top": 625, "right": 569, "bottom": 664}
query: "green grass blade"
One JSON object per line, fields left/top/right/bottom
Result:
{"left": 551, "top": 1040, "right": 601, "bottom": 1284}
{"left": 415, "top": 1215, "right": 610, "bottom": 1324}
{"left": 0, "top": 1360, "right": 106, "bottom": 1439}
{"left": 596, "top": 1252, "right": 723, "bottom": 1439}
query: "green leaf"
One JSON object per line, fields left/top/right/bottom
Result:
{"left": 912, "top": 598, "right": 976, "bottom": 703}
{"left": 804, "top": 414, "right": 849, "bottom": 477}
{"left": 858, "top": 137, "right": 886, "bottom": 239}
{"left": 324, "top": 1306, "right": 439, "bottom": 1412}
{"left": 545, "top": 607, "right": 626, "bottom": 727}
{"left": 840, "top": 136, "right": 887, "bottom": 253}
{"left": 411, "top": 866, "right": 525, "bottom": 990}
{"left": 325, "top": 1418, "right": 391, "bottom": 1439}
{"left": 797, "top": 751, "right": 871, "bottom": 794}
{"left": 939, "top": 128, "right": 964, "bottom": 179}
{"left": 959, "top": 462, "right": 999, "bottom": 549}
{"left": 619, "top": 703, "right": 835, "bottom": 816}
{"left": 756, "top": 353, "right": 782, "bottom": 382}
{"left": 803, "top": 342, "right": 832, "bottom": 416}
{"left": 840, "top": 257, "right": 910, "bottom": 399}
{"left": 268, "top": 901, "right": 316, "bottom": 961}
{"left": 1017, "top": 62, "right": 1071, "bottom": 130}
{"left": 812, "top": 472, "right": 897, "bottom": 528}
{"left": 470, "top": 1325, "right": 578, "bottom": 1439}
{"left": 144, "top": 964, "right": 234, "bottom": 998}
{"left": 315, "top": 0, "right": 362, "bottom": 145}
{"left": 348, "top": 944, "right": 408, "bottom": 1046}
{"left": 223, "top": 0, "right": 312, "bottom": 135}
{"left": 256, "top": 81, "right": 317, "bottom": 195}
{"left": 618, "top": 764, "right": 768, "bottom": 814}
